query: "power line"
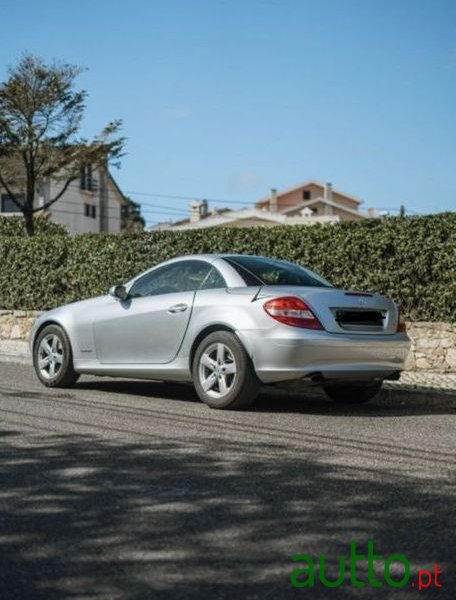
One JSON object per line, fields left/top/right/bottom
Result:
{"left": 45, "top": 197, "right": 188, "bottom": 216}
{"left": 8, "top": 179, "right": 380, "bottom": 213}
{"left": 11, "top": 185, "right": 189, "bottom": 218}
{"left": 3, "top": 180, "right": 432, "bottom": 224}
{"left": 42, "top": 182, "right": 192, "bottom": 214}
{"left": 124, "top": 189, "right": 252, "bottom": 206}
{"left": 106, "top": 188, "right": 430, "bottom": 215}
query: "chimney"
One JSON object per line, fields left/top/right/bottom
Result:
{"left": 324, "top": 182, "right": 333, "bottom": 202}
{"left": 269, "top": 188, "right": 278, "bottom": 213}
{"left": 190, "top": 202, "right": 200, "bottom": 223}
{"left": 190, "top": 200, "right": 208, "bottom": 223}
{"left": 323, "top": 183, "right": 333, "bottom": 215}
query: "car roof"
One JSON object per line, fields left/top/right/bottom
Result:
{"left": 165, "top": 253, "right": 279, "bottom": 263}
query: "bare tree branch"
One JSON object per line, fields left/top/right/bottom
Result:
{"left": 0, "top": 170, "right": 24, "bottom": 210}
{"left": 33, "top": 175, "right": 79, "bottom": 213}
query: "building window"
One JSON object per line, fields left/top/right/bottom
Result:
{"left": 1, "top": 193, "right": 25, "bottom": 213}
{"left": 303, "top": 190, "right": 311, "bottom": 200}
{"left": 80, "top": 165, "right": 97, "bottom": 192}
{"left": 84, "top": 203, "right": 97, "bottom": 218}
{"left": 80, "top": 166, "right": 86, "bottom": 190}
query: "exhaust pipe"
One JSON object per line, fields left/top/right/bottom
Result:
{"left": 303, "top": 372, "right": 323, "bottom": 384}
{"left": 273, "top": 372, "right": 323, "bottom": 392}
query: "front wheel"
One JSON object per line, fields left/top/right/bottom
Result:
{"left": 323, "top": 381, "right": 382, "bottom": 404}
{"left": 33, "top": 324, "right": 80, "bottom": 388}
{"left": 192, "top": 331, "right": 260, "bottom": 409}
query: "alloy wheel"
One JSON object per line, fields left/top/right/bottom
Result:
{"left": 198, "top": 342, "right": 237, "bottom": 399}
{"left": 38, "top": 334, "right": 64, "bottom": 380}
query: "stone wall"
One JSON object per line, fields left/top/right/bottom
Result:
{"left": 0, "top": 310, "right": 42, "bottom": 341}
{"left": 405, "top": 322, "right": 456, "bottom": 372}
{"left": 0, "top": 311, "right": 454, "bottom": 372}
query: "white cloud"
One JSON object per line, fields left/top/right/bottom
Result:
{"left": 228, "top": 170, "right": 263, "bottom": 193}
{"left": 165, "top": 106, "right": 192, "bottom": 119}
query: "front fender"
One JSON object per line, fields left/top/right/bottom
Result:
{"left": 29, "top": 310, "right": 69, "bottom": 353}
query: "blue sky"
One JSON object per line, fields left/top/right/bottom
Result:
{"left": 1, "top": 0, "right": 455, "bottom": 225}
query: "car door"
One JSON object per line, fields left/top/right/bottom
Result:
{"left": 93, "top": 260, "right": 212, "bottom": 364}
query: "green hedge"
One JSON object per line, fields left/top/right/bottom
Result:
{"left": 0, "top": 216, "right": 67, "bottom": 236}
{"left": 1, "top": 214, "right": 455, "bottom": 321}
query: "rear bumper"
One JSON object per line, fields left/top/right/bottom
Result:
{"left": 237, "top": 328, "right": 411, "bottom": 384}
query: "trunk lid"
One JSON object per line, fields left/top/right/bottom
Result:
{"left": 259, "top": 286, "right": 399, "bottom": 335}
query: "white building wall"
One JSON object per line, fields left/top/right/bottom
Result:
{"left": 46, "top": 167, "right": 122, "bottom": 235}
{"left": 0, "top": 166, "right": 124, "bottom": 235}
{"left": 104, "top": 173, "right": 123, "bottom": 233}
{"left": 47, "top": 178, "right": 100, "bottom": 234}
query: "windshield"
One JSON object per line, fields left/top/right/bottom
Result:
{"left": 225, "top": 256, "right": 333, "bottom": 288}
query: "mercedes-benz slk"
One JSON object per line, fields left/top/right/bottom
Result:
{"left": 30, "top": 254, "right": 410, "bottom": 409}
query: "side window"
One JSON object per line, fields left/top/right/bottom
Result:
{"left": 129, "top": 261, "right": 212, "bottom": 298}
{"left": 200, "top": 266, "right": 227, "bottom": 290}
{"left": 224, "top": 258, "right": 262, "bottom": 286}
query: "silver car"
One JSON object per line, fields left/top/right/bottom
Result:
{"left": 31, "top": 254, "right": 410, "bottom": 409}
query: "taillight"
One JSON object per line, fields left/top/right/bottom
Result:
{"left": 263, "top": 296, "right": 323, "bottom": 330}
{"left": 397, "top": 311, "right": 406, "bottom": 332}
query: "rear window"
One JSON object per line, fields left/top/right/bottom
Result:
{"left": 225, "top": 256, "right": 333, "bottom": 288}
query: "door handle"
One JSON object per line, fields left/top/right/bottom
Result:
{"left": 168, "top": 303, "right": 188, "bottom": 314}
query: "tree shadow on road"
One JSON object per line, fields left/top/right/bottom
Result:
{"left": 0, "top": 425, "right": 454, "bottom": 599}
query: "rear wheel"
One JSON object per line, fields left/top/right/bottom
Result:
{"left": 323, "top": 381, "right": 382, "bottom": 404}
{"left": 33, "top": 324, "right": 79, "bottom": 388}
{"left": 193, "top": 331, "right": 260, "bottom": 409}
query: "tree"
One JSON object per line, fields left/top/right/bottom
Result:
{"left": 121, "top": 197, "right": 145, "bottom": 232}
{"left": 0, "top": 54, "right": 124, "bottom": 236}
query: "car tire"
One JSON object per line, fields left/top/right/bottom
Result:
{"left": 33, "top": 324, "right": 80, "bottom": 388}
{"left": 323, "top": 381, "right": 383, "bottom": 404}
{"left": 192, "top": 331, "right": 260, "bottom": 409}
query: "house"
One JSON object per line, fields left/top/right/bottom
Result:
{"left": 0, "top": 164, "right": 127, "bottom": 235}
{"left": 255, "top": 181, "right": 365, "bottom": 221}
{"left": 151, "top": 181, "right": 366, "bottom": 231}
{"left": 151, "top": 201, "right": 340, "bottom": 231}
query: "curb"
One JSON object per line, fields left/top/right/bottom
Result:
{"left": 284, "top": 385, "right": 456, "bottom": 409}
{"left": 0, "top": 354, "right": 31, "bottom": 366}
{"left": 379, "top": 386, "right": 456, "bottom": 408}
{"left": 0, "top": 340, "right": 30, "bottom": 365}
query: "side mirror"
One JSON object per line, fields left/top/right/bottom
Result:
{"left": 109, "top": 284, "right": 129, "bottom": 301}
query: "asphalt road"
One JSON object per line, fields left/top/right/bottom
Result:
{"left": 0, "top": 362, "right": 454, "bottom": 599}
